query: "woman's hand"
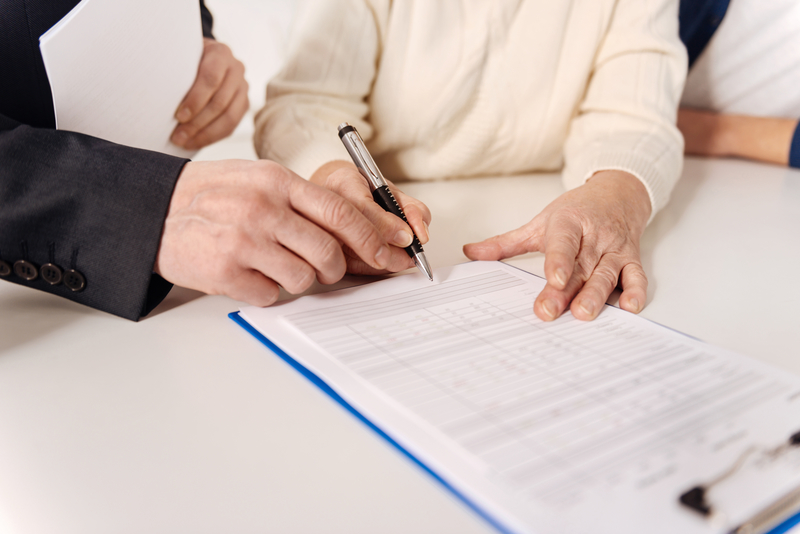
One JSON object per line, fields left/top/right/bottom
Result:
{"left": 311, "top": 160, "right": 432, "bottom": 275}
{"left": 464, "top": 170, "right": 652, "bottom": 321}
{"left": 171, "top": 38, "right": 249, "bottom": 150}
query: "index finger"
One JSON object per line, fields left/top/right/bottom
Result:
{"left": 542, "top": 214, "right": 583, "bottom": 290}
{"left": 289, "top": 179, "right": 392, "bottom": 271}
{"left": 392, "top": 186, "right": 432, "bottom": 244}
{"left": 327, "top": 169, "right": 416, "bottom": 249}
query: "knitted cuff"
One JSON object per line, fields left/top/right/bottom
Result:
{"left": 565, "top": 146, "right": 680, "bottom": 223}
{"left": 790, "top": 121, "right": 800, "bottom": 169}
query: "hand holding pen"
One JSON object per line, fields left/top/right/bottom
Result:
{"left": 307, "top": 124, "right": 433, "bottom": 279}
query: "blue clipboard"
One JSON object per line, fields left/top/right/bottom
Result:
{"left": 230, "top": 311, "right": 800, "bottom": 534}
{"left": 229, "top": 311, "right": 514, "bottom": 534}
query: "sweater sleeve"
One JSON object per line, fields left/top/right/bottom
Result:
{"left": 562, "top": 0, "right": 687, "bottom": 219}
{"left": 254, "top": 0, "right": 384, "bottom": 179}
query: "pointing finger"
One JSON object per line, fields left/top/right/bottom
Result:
{"left": 288, "top": 179, "right": 392, "bottom": 271}
{"left": 391, "top": 186, "right": 432, "bottom": 244}
{"left": 326, "top": 168, "right": 416, "bottom": 248}
{"left": 463, "top": 220, "right": 543, "bottom": 261}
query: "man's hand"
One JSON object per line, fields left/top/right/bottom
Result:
{"left": 171, "top": 38, "right": 249, "bottom": 150}
{"left": 310, "top": 160, "right": 432, "bottom": 275}
{"left": 154, "top": 160, "right": 393, "bottom": 306}
{"left": 464, "top": 170, "right": 652, "bottom": 321}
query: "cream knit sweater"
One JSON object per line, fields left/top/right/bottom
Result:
{"left": 255, "top": 0, "right": 687, "bottom": 215}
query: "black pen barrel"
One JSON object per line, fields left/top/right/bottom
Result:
{"left": 371, "top": 185, "right": 424, "bottom": 258}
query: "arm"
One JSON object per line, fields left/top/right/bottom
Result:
{"left": 254, "top": 0, "right": 382, "bottom": 179}
{"left": 466, "top": 0, "right": 687, "bottom": 321}
{"left": 255, "top": 1, "right": 430, "bottom": 275}
{"left": 561, "top": 0, "right": 687, "bottom": 217}
{"left": 678, "top": 108, "right": 800, "bottom": 167}
{"left": 0, "top": 113, "right": 184, "bottom": 320}
{"left": 0, "top": 114, "right": 396, "bottom": 319}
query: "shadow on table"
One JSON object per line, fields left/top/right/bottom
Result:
{"left": 0, "top": 286, "right": 207, "bottom": 353}
{"left": 145, "top": 286, "right": 206, "bottom": 318}
{"left": 640, "top": 157, "right": 709, "bottom": 306}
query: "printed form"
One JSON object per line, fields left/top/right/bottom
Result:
{"left": 239, "top": 262, "right": 800, "bottom": 534}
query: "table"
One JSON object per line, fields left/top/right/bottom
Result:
{"left": 1, "top": 134, "right": 799, "bottom": 533}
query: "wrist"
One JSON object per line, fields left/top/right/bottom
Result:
{"left": 168, "top": 161, "right": 202, "bottom": 214}
{"left": 588, "top": 170, "right": 652, "bottom": 231}
{"left": 704, "top": 113, "right": 796, "bottom": 165}
{"left": 714, "top": 114, "right": 744, "bottom": 158}
{"left": 678, "top": 108, "right": 733, "bottom": 158}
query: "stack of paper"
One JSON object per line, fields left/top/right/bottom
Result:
{"left": 39, "top": 0, "right": 203, "bottom": 158}
{"left": 235, "top": 261, "right": 800, "bottom": 534}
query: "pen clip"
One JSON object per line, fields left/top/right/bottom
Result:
{"left": 338, "top": 122, "right": 387, "bottom": 191}
{"left": 353, "top": 142, "right": 385, "bottom": 187}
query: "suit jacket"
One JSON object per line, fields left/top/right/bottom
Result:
{"left": 0, "top": 0, "right": 214, "bottom": 320}
{"left": 678, "top": 0, "right": 730, "bottom": 68}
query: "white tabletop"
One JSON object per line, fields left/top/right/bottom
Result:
{"left": 1, "top": 134, "right": 799, "bottom": 533}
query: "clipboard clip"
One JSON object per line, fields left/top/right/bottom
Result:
{"left": 678, "top": 430, "right": 800, "bottom": 534}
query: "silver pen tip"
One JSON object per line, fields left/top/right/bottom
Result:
{"left": 414, "top": 253, "right": 434, "bottom": 282}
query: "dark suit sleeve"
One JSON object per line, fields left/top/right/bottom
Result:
{"left": 679, "top": 0, "right": 730, "bottom": 68}
{"left": 200, "top": 0, "right": 214, "bottom": 39}
{"left": 0, "top": 113, "right": 188, "bottom": 320}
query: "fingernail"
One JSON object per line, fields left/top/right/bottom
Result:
{"left": 579, "top": 300, "right": 596, "bottom": 318}
{"left": 176, "top": 107, "right": 192, "bottom": 122}
{"left": 422, "top": 221, "right": 430, "bottom": 242}
{"left": 541, "top": 300, "right": 557, "bottom": 320}
{"left": 375, "top": 245, "right": 390, "bottom": 268}
{"left": 554, "top": 268, "right": 567, "bottom": 288}
{"left": 629, "top": 298, "right": 641, "bottom": 313}
{"left": 173, "top": 130, "right": 188, "bottom": 146}
{"left": 393, "top": 230, "right": 413, "bottom": 247}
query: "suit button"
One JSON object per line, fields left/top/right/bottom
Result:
{"left": 13, "top": 260, "right": 38, "bottom": 281}
{"left": 41, "top": 263, "right": 63, "bottom": 285}
{"left": 63, "top": 269, "right": 86, "bottom": 292}
{"left": 0, "top": 260, "right": 10, "bottom": 277}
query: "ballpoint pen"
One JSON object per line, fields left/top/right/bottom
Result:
{"left": 337, "top": 122, "right": 433, "bottom": 282}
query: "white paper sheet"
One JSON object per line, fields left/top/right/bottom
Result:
{"left": 239, "top": 262, "right": 800, "bottom": 534}
{"left": 39, "top": 0, "right": 203, "bottom": 158}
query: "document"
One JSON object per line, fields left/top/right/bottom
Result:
{"left": 236, "top": 262, "right": 800, "bottom": 534}
{"left": 39, "top": 0, "right": 203, "bottom": 158}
